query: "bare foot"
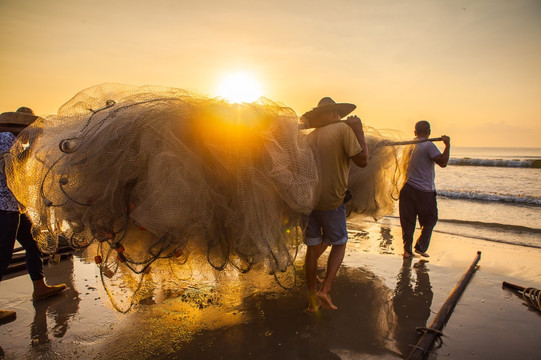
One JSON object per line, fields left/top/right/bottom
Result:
{"left": 317, "top": 291, "right": 338, "bottom": 310}
{"left": 306, "top": 293, "right": 320, "bottom": 313}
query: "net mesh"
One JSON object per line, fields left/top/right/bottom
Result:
{"left": 5, "top": 83, "right": 410, "bottom": 311}
{"left": 347, "top": 128, "right": 412, "bottom": 219}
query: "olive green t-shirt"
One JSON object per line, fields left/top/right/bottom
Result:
{"left": 309, "top": 122, "right": 362, "bottom": 210}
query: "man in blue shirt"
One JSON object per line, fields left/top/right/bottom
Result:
{"left": 399, "top": 121, "right": 450, "bottom": 258}
{"left": 0, "top": 107, "right": 66, "bottom": 325}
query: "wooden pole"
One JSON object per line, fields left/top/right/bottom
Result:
{"left": 502, "top": 281, "right": 541, "bottom": 313}
{"left": 5, "top": 246, "right": 75, "bottom": 275}
{"left": 381, "top": 137, "right": 443, "bottom": 146}
{"left": 502, "top": 281, "right": 526, "bottom": 292}
{"left": 406, "top": 251, "right": 482, "bottom": 360}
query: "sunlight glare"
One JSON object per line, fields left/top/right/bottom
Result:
{"left": 216, "top": 72, "right": 263, "bottom": 103}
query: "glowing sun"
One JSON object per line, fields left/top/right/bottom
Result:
{"left": 216, "top": 72, "right": 263, "bottom": 103}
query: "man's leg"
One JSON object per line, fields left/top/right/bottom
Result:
{"left": 313, "top": 242, "right": 328, "bottom": 283}
{"left": 16, "top": 214, "right": 67, "bottom": 300}
{"left": 316, "top": 203, "right": 348, "bottom": 310}
{"left": 16, "top": 214, "right": 44, "bottom": 281}
{"left": 415, "top": 192, "right": 438, "bottom": 253}
{"left": 304, "top": 211, "right": 327, "bottom": 312}
{"left": 399, "top": 185, "right": 417, "bottom": 257}
{"left": 317, "top": 243, "right": 346, "bottom": 310}
{"left": 0, "top": 211, "right": 21, "bottom": 324}
{"left": 305, "top": 243, "right": 327, "bottom": 312}
{"left": 0, "top": 211, "right": 19, "bottom": 281}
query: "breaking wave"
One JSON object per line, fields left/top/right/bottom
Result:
{"left": 438, "top": 190, "right": 541, "bottom": 207}
{"left": 449, "top": 157, "right": 541, "bottom": 168}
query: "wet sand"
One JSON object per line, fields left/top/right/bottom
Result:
{"left": 1, "top": 217, "right": 540, "bottom": 359}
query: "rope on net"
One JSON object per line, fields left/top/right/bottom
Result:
{"left": 502, "top": 281, "right": 541, "bottom": 314}
{"left": 522, "top": 287, "right": 541, "bottom": 312}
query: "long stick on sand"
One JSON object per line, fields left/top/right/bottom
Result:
{"left": 406, "top": 251, "right": 482, "bottom": 360}
{"left": 382, "top": 137, "right": 443, "bottom": 146}
{"left": 502, "top": 281, "right": 541, "bottom": 313}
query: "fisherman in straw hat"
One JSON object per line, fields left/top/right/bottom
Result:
{"left": 0, "top": 106, "right": 39, "bottom": 135}
{"left": 302, "top": 97, "right": 369, "bottom": 312}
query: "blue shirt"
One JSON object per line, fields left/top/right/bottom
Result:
{"left": 0, "top": 132, "right": 19, "bottom": 211}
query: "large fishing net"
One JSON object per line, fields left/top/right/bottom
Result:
{"left": 347, "top": 128, "right": 412, "bottom": 219}
{"left": 5, "top": 83, "right": 410, "bottom": 312}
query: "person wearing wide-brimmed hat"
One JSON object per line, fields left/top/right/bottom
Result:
{"left": 0, "top": 106, "right": 38, "bottom": 135}
{"left": 302, "top": 97, "right": 369, "bottom": 312}
{"left": 0, "top": 107, "right": 67, "bottom": 326}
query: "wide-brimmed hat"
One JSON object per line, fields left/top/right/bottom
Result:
{"left": 0, "top": 109, "right": 39, "bottom": 134}
{"left": 302, "top": 97, "right": 356, "bottom": 121}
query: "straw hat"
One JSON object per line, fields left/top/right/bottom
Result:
{"left": 302, "top": 97, "right": 356, "bottom": 120}
{"left": 301, "top": 97, "right": 356, "bottom": 128}
{"left": 0, "top": 107, "right": 39, "bottom": 134}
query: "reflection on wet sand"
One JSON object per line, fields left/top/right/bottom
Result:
{"left": 85, "top": 263, "right": 400, "bottom": 360}
{"left": 29, "top": 256, "right": 80, "bottom": 356}
{"left": 392, "top": 258, "right": 433, "bottom": 357}
{"left": 4, "top": 243, "right": 432, "bottom": 359}
{"left": 379, "top": 226, "right": 394, "bottom": 254}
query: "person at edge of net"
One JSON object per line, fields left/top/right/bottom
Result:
{"left": 0, "top": 107, "right": 67, "bottom": 326}
{"left": 399, "top": 120, "right": 450, "bottom": 259}
{"left": 301, "top": 97, "right": 369, "bottom": 312}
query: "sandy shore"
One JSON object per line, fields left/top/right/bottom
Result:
{"left": 1, "top": 217, "right": 540, "bottom": 360}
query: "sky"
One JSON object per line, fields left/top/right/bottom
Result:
{"left": 0, "top": 0, "right": 540, "bottom": 147}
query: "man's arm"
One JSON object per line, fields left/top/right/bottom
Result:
{"left": 345, "top": 115, "right": 369, "bottom": 168}
{"left": 433, "top": 135, "right": 450, "bottom": 167}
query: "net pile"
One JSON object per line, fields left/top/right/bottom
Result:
{"left": 347, "top": 128, "right": 410, "bottom": 219}
{"left": 5, "top": 83, "right": 409, "bottom": 311}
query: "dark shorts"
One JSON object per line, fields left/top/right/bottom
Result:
{"left": 304, "top": 203, "right": 348, "bottom": 246}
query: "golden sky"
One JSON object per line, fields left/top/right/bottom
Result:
{"left": 1, "top": 0, "right": 540, "bottom": 147}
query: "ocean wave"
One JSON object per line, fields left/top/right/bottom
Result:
{"left": 435, "top": 219, "right": 541, "bottom": 249}
{"left": 439, "top": 218, "right": 541, "bottom": 234}
{"left": 438, "top": 190, "right": 541, "bottom": 206}
{"left": 449, "top": 158, "right": 541, "bottom": 168}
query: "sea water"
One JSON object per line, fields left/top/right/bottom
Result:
{"left": 385, "top": 147, "right": 541, "bottom": 249}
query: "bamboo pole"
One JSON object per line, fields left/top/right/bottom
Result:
{"left": 406, "top": 251, "right": 482, "bottom": 360}
{"left": 5, "top": 246, "right": 75, "bottom": 275}
{"left": 502, "top": 281, "right": 526, "bottom": 292}
{"left": 381, "top": 137, "right": 443, "bottom": 146}
{"left": 502, "top": 281, "right": 541, "bottom": 313}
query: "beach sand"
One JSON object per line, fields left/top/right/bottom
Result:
{"left": 1, "top": 217, "right": 540, "bottom": 360}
